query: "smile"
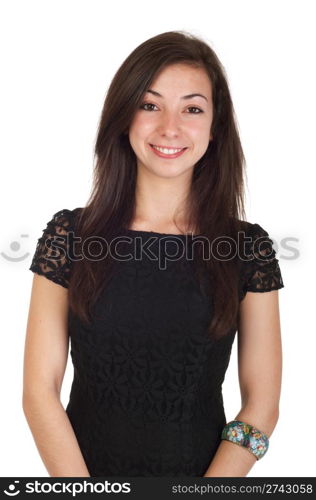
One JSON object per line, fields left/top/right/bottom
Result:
{"left": 149, "top": 144, "right": 187, "bottom": 158}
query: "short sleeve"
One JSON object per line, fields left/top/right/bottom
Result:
{"left": 29, "top": 208, "right": 76, "bottom": 288}
{"left": 239, "top": 222, "right": 285, "bottom": 301}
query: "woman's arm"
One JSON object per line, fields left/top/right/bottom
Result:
{"left": 203, "top": 289, "right": 282, "bottom": 477}
{"left": 22, "top": 274, "right": 90, "bottom": 477}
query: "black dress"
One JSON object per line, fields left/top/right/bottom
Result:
{"left": 29, "top": 208, "right": 284, "bottom": 477}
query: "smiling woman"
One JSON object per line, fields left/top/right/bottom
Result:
{"left": 129, "top": 63, "right": 213, "bottom": 171}
{"left": 23, "top": 30, "right": 284, "bottom": 478}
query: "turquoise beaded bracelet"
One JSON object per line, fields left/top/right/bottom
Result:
{"left": 221, "top": 420, "right": 269, "bottom": 460}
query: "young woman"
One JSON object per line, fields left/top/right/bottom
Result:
{"left": 23, "top": 30, "right": 284, "bottom": 477}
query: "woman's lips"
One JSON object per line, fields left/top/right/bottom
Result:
{"left": 149, "top": 144, "right": 187, "bottom": 159}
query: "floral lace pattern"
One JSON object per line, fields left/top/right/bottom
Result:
{"left": 29, "top": 209, "right": 284, "bottom": 476}
{"left": 28, "top": 209, "right": 78, "bottom": 288}
{"left": 238, "top": 222, "right": 284, "bottom": 301}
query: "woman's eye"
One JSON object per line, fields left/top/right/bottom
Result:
{"left": 187, "top": 106, "right": 203, "bottom": 114}
{"left": 140, "top": 102, "right": 157, "bottom": 111}
{"left": 139, "top": 103, "right": 203, "bottom": 114}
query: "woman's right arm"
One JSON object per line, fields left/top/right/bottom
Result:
{"left": 22, "top": 273, "right": 90, "bottom": 477}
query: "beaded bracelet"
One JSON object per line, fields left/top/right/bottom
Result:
{"left": 221, "top": 420, "right": 269, "bottom": 460}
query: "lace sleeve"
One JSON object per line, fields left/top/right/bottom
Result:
{"left": 29, "top": 208, "right": 75, "bottom": 289}
{"left": 240, "top": 222, "right": 285, "bottom": 300}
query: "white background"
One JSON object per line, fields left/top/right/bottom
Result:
{"left": 1, "top": 0, "right": 315, "bottom": 477}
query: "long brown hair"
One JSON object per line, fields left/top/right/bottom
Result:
{"left": 68, "top": 30, "right": 247, "bottom": 339}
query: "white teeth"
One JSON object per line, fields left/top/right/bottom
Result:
{"left": 152, "top": 145, "right": 184, "bottom": 154}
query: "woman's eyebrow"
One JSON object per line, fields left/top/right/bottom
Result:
{"left": 146, "top": 89, "right": 208, "bottom": 102}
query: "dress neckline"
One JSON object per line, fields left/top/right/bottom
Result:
{"left": 124, "top": 228, "right": 197, "bottom": 237}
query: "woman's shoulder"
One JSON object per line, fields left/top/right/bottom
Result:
{"left": 234, "top": 219, "right": 278, "bottom": 259}
{"left": 28, "top": 207, "right": 84, "bottom": 289}
{"left": 234, "top": 219, "right": 285, "bottom": 299}
{"left": 234, "top": 218, "right": 271, "bottom": 238}
{"left": 46, "top": 207, "right": 83, "bottom": 229}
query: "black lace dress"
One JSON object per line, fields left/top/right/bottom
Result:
{"left": 29, "top": 208, "right": 284, "bottom": 477}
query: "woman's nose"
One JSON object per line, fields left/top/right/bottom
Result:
{"left": 157, "top": 111, "right": 181, "bottom": 136}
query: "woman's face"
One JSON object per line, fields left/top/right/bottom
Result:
{"left": 128, "top": 63, "right": 213, "bottom": 179}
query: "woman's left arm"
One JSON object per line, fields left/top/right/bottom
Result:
{"left": 203, "top": 289, "right": 282, "bottom": 477}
